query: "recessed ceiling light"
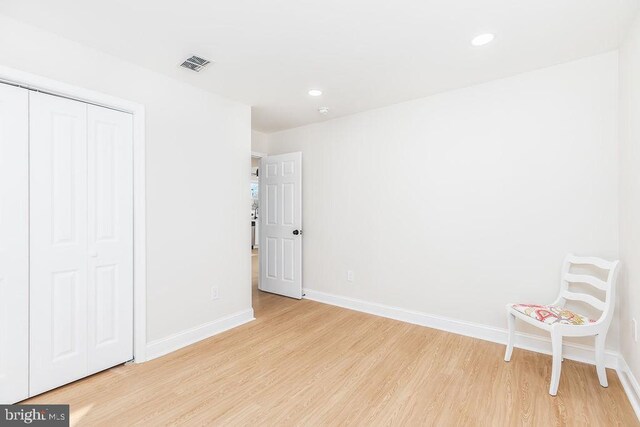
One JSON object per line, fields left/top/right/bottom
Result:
{"left": 308, "top": 89, "right": 323, "bottom": 96}
{"left": 471, "top": 33, "right": 495, "bottom": 46}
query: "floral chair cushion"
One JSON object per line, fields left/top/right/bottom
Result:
{"left": 511, "top": 303, "right": 595, "bottom": 326}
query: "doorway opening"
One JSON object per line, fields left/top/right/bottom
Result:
{"left": 250, "top": 151, "right": 303, "bottom": 316}
{"left": 250, "top": 151, "right": 265, "bottom": 310}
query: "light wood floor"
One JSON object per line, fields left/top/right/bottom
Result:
{"left": 25, "top": 253, "right": 638, "bottom": 425}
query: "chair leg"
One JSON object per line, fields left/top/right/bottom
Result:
{"left": 549, "top": 330, "right": 563, "bottom": 396}
{"left": 595, "top": 333, "right": 608, "bottom": 388}
{"left": 505, "top": 311, "right": 516, "bottom": 362}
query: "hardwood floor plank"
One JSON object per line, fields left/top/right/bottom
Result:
{"left": 23, "top": 254, "right": 638, "bottom": 426}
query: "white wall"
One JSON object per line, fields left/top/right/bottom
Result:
{"left": 269, "top": 52, "right": 620, "bottom": 348}
{"left": 252, "top": 130, "right": 269, "bottom": 153}
{"left": 619, "top": 12, "right": 640, "bottom": 379}
{"left": 0, "top": 15, "right": 252, "bottom": 343}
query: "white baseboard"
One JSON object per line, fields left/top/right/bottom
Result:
{"left": 303, "top": 289, "right": 619, "bottom": 368}
{"left": 617, "top": 357, "right": 640, "bottom": 420}
{"left": 146, "top": 308, "right": 255, "bottom": 361}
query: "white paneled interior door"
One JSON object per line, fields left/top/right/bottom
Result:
{"left": 0, "top": 84, "right": 29, "bottom": 404}
{"left": 259, "top": 152, "right": 302, "bottom": 299}
{"left": 29, "top": 92, "right": 134, "bottom": 396}
{"left": 30, "top": 92, "right": 90, "bottom": 395}
{"left": 87, "top": 105, "right": 133, "bottom": 374}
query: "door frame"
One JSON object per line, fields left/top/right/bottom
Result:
{"left": 0, "top": 65, "right": 148, "bottom": 363}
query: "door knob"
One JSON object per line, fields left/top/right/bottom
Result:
{"left": 293, "top": 229, "right": 302, "bottom": 235}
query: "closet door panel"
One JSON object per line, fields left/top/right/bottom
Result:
{"left": 87, "top": 105, "right": 133, "bottom": 373}
{"left": 30, "top": 92, "right": 89, "bottom": 396}
{"left": 0, "top": 84, "right": 29, "bottom": 404}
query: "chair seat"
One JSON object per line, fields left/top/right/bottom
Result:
{"left": 510, "top": 303, "right": 595, "bottom": 326}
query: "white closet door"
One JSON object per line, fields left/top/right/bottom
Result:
{"left": 30, "top": 92, "right": 89, "bottom": 396}
{"left": 0, "top": 84, "right": 29, "bottom": 403}
{"left": 87, "top": 105, "right": 133, "bottom": 374}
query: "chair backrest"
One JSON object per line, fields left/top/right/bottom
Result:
{"left": 555, "top": 254, "right": 620, "bottom": 325}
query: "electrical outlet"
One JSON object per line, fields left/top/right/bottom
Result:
{"left": 347, "top": 270, "right": 354, "bottom": 282}
{"left": 211, "top": 286, "right": 220, "bottom": 300}
{"left": 634, "top": 318, "right": 638, "bottom": 343}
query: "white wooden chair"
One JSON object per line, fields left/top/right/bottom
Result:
{"left": 504, "top": 254, "right": 620, "bottom": 396}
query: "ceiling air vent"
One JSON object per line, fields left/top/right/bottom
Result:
{"left": 180, "top": 55, "right": 211, "bottom": 72}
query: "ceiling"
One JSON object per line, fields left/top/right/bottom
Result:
{"left": 1, "top": 0, "right": 638, "bottom": 133}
